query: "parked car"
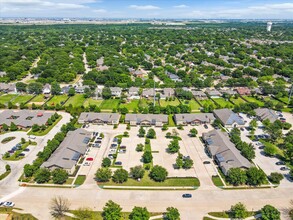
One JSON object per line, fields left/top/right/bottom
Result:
{"left": 3, "top": 202, "right": 15, "bottom": 207}
{"left": 28, "top": 135, "right": 36, "bottom": 139}
{"left": 240, "top": 128, "right": 244, "bottom": 131}
{"left": 8, "top": 150, "right": 14, "bottom": 154}
{"left": 276, "top": 161, "right": 286, "bottom": 165}
{"left": 258, "top": 146, "right": 265, "bottom": 150}
{"left": 16, "top": 143, "right": 22, "bottom": 148}
{"left": 83, "top": 161, "right": 90, "bottom": 166}
{"left": 120, "top": 145, "right": 126, "bottom": 149}
{"left": 113, "top": 137, "right": 118, "bottom": 143}
{"left": 119, "top": 149, "right": 126, "bottom": 153}
{"left": 115, "top": 161, "right": 122, "bottom": 165}
{"left": 280, "top": 118, "right": 286, "bottom": 122}
{"left": 94, "top": 143, "right": 101, "bottom": 148}
{"left": 204, "top": 124, "right": 208, "bottom": 129}
{"left": 23, "top": 148, "right": 30, "bottom": 152}
{"left": 280, "top": 167, "right": 290, "bottom": 171}
{"left": 182, "top": 194, "right": 192, "bottom": 198}
{"left": 203, "top": 161, "right": 210, "bottom": 164}
{"left": 86, "top": 157, "right": 94, "bottom": 161}
{"left": 19, "top": 153, "right": 25, "bottom": 157}
{"left": 111, "top": 144, "right": 117, "bottom": 148}
{"left": 109, "top": 149, "right": 116, "bottom": 153}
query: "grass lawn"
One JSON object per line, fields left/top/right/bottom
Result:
{"left": 83, "top": 98, "right": 103, "bottom": 107}
{"left": 168, "top": 114, "right": 176, "bottom": 127}
{"left": 181, "top": 99, "right": 201, "bottom": 112}
{"left": 64, "top": 94, "right": 86, "bottom": 107}
{"left": 243, "top": 96, "right": 265, "bottom": 107}
{"left": 74, "top": 175, "right": 86, "bottom": 185}
{"left": 0, "top": 94, "right": 18, "bottom": 105}
{"left": 139, "top": 98, "right": 159, "bottom": 108}
{"left": 212, "top": 98, "right": 234, "bottom": 108}
{"left": 0, "top": 207, "right": 37, "bottom": 220}
{"left": 99, "top": 172, "right": 200, "bottom": 187}
{"left": 260, "top": 140, "right": 284, "bottom": 157}
{"left": 11, "top": 95, "right": 34, "bottom": 105}
{"left": 263, "top": 97, "right": 280, "bottom": 106}
{"left": 30, "top": 94, "right": 46, "bottom": 103}
{"left": 28, "top": 115, "right": 62, "bottom": 136}
{"left": 199, "top": 99, "right": 216, "bottom": 108}
{"left": 119, "top": 99, "right": 139, "bottom": 112}
{"left": 230, "top": 97, "right": 246, "bottom": 105}
{"left": 47, "top": 95, "right": 68, "bottom": 106}
{"left": 279, "top": 96, "right": 289, "bottom": 104}
{"left": 212, "top": 175, "right": 224, "bottom": 187}
{"left": 160, "top": 98, "right": 180, "bottom": 107}
{"left": 100, "top": 99, "right": 120, "bottom": 110}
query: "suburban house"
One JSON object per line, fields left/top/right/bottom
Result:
{"left": 93, "top": 85, "right": 104, "bottom": 99}
{"left": 125, "top": 114, "right": 168, "bottom": 127}
{"left": 128, "top": 87, "right": 140, "bottom": 99}
{"left": 0, "top": 110, "right": 53, "bottom": 128}
{"left": 42, "top": 83, "right": 51, "bottom": 94}
{"left": 75, "top": 85, "right": 89, "bottom": 94}
{"left": 0, "top": 71, "right": 6, "bottom": 77}
{"left": 192, "top": 90, "right": 207, "bottom": 100}
{"left": 161, "top": 88, "right": 175, "bottom": 99}
{"left": 235, "top": 87, "right": 251, "bottom": 96}
{"left": 213, "top": 108, "right": 245, "bottom": 128}
{"left": 133, "top": 70, "right": 144, "bottom": 78}
{"left": 205, "top": 89, "right": 222, "bottom": 98}
{"left": 202, "top": 129, "right": 253, "bottom": 175}
{"left": 78, "top": 112, "right": 120, "bottom": 125}
{"left": 142, "top": 88, "right": 155, "bottom": 98}
{"left": 61, "top": 86, "right": 70, "bottom": 94}
{"left": 166, "top": 71, "right": 182, "bottom": 82}
{"left": 0, "top": 83, "right": 17, "bottom": 94}
{"left": 219, "top": 89, "right": 236, "bottom": 96}
{"left": 42, "top": 129, "right": 92, "bottom": 174}
{"left": 220, "top": 75, "right": 231, "bottom": 81}
{"left": 255, "top": 108, "right": 278, "bottom": 123}
{"left": 174, "top": 113, "right": 215, "bottom": 125}
{"left": 110, "top": 87, "right": 122, "bottom": 97}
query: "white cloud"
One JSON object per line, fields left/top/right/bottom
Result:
{"left": 129, "top": 5, "right": 160, "bottom": 10}
{"left": 173, "top": 5, "right": 189, "bottom": 8}
{"left": 93, "top": 9, "right": 107, "bottom": 13}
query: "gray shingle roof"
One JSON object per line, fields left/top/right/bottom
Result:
{"left": 78, "top": 112, "right": 120, "bottom": 123}
{"left": 125, "top": 114, "right": 168, "bottom": 124}
{"left": 213, "top": 109, "right": 245, "bottom": 126}
{"left": 174, "top": 113, "right": 215, "bottom": 124}
{"left": 255, "top": 108, "right": 278, "bottom": 123}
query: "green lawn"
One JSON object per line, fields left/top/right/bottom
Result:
{"left": 243, "top": 96, "right": 265, "bottom": 107}
{"left": 212, "top": 175, "right": 224, "bottom": 187}
{"left": 11, "top": 95, "right": 34, "bottom": 105}
{"left": 168, "top": 114, "right": 176, "bottom": 127}
{"left": 65, "top": 94, "right": 86, "bottom": 107}
{"left": 199, "top": 99, "right": 216, "bottom": 108}
{"left": 47, "top": 95, "right": 68, "bottom": 106}
{"left": 119, "top": 99, "right": 139, "bottom": 112}
{"left": 99, "top": 172, "right": 200, "bottom": 187}
{"left": 83, "top": 98, "right": 103, "bottom": 107}
{"left": 30, "top": 94, "right": 46, "bottom": 103}
{"left": 0, "top": 94, "right": 18, "bottom": 105}
{"left": 139, "top": 98, "right": 159, "bottom": 108}
{"left": 0, "top": 208, "right": 37, "bottom": 220}
{"left": 100, "top": 99, "right": 120, "bottom": 110}
{"left": 160, "top": 98, "right": 180, "bottom": 107}
{"left": 74, "top": 175, "right": 86, "bottom": 185}
{"left": 279, "top": 96, "right": 289, "bottom": 104}
{"left": 212, "top": 98, "right": 234, "bottom": 108}
{"left": 263, "top": 97, "right": 281, "bottom": 106}
{"left": 180, "top": 99, "right": 201, "bottom": 112}
{"left": 230, "top": 97, "right": 246, "bottom": 105}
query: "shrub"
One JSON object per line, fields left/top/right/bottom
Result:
{"left": 268, "top": 172, "right": 283, "bottom": 184}
{"left": 149, "top": 165, "right": 168, "bottom": 182}
{"left": 112, "top": 169, "right": 128, "bottom": 183}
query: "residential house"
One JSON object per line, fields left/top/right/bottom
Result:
{"left": 133, "top": 70, "right": 144, "bottom": 78}
{"left": 0, "top": 71, "right": 6, "bottom": 77}
{"left": 255, "top": 108, "right": 278, "bottom": 123}
{"left": 110, "top": 87, "right": 122, "bottom": 97}
{"left": 43, "top": 83, "right": 51, "bottom": 94}
{"left": 192, "top": 91, "right": 207, "bottom": 100}
{"left": 202, "top": 129, "right": 252, "bottom": 175}
{"left": 166, "top": 71, "right": 182, "bottom": 82}
{"left": 42, "top": 129, "right": 92, "bottom": 174}
{"left": 128, "top": 87, "right": 140, "bottom": 99}
{"left": 78, "top": 112, "right": 120, "bottom": 125}
{"left": 236, "top": 87, "right": 251, "bottom": 96}
{"left": 219, "top": 89, "right": 236, "bottom": 96}
{"left": 0, "top": 83, "right": 17, "bottom": 94}
{"left": 220, "top": 75, "right": 231, "bottom": 81}
{"left": 213, "top": 108, "right": 245, "bottom": 128}
{"left": 0, "top": 110, "right": 53, "bottom": 129}
{"left": 142, "top": 88, "right": 155, "bottom": 98}
{"left": 205, "top": 89, "right": 222, "bottom": 98}
{"left": 75, "top": 85, "right": 89, "bottom": 94}
{"left": 161, "top": 88, "right": 175, "bottom": 99}
{"left": 174, "top": 113, "right": 215, "bottom": 125}
{"left": 94, "top": 85, "right": 104, "bottom": 99}
{"left": 61, "top": 86, "right": 70, "bottom": 94}
{"left": 125, "top": 114, "right": 168, "bottom": 127}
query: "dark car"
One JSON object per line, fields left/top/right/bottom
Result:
{"left": 8, "top": 150, "right": 14, "bottom": 154}
{"left": 182, "top": 194, "right": 192, "bottom": 198}
{"left": 280, "top": 167, "right": 290, "bottom": 171}
{"left": 23, "top": 148, "right": 30, "bottom": 152}
{"left": 203, "top": 161, "right": 211, "bottom": 164}
{"left": 258, "top": 146, "right": 265, "bottom": 150}
{"left": 19, "top": 153, "right": 25, "bottom": 157}
{"left": 120, "top": 145, "right": 126, "bottom": 149}
{"left": 276, "top": 161, "right": 286, "bottom": 165}
{"left": 204, "top": 124, "right": 208, "bottom": 129}
{"left": 240, "top": 128, "right": 244, "bottom": 131}
{"left": 115, "top": 161, "right": 122, "bottom": 165}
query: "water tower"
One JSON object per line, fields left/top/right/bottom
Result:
{"left": 267, "top": 21, "right": 272, "bottom": 32}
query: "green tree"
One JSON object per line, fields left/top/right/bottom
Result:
{"left": 175, "top": 153, "right": 183, "bottom": 169}
{"left": 268, "top": 172, "right": 283, "bottom": 184}
{"left": 34, "top": 168, "right": 51, "bottom": 183}
{"left": 142, "top": 151, "right": 153, "bottom": 163}
{"left": 16, "top": 82, "right": 27, "bottom": 93}
{"left": 23, "top": 164, "right": 35, "bottom": 177}
{"left": 182, "top": 157, "right": 194, "bottom": 169}
{"left": 227, "top": 168, "right": 247, "bottom": 186}
{"left": 112, "top": 168, "right": 128, "bottom": 183}
{"left": 264, "top": 145, "right": 277, "bottom": 157}
{"left": 2, "top": 123, "right": 9, "bottom": 131}
{"left": 189, "top": 128, "right": 198, "bottom": 137}
{"left": 165, "top": 207, "right": 180, "bottom": 220}
{"left": 102, "top": 200, "right": 122, "bottom": 220}
{"left": 10, "top": 122, "right": 18, "bottom": 131}
{"left": 52, "top": 169, "right": 68, "bottom": 184}
{"left": 129, "top": 207, "right": 150, "bottom": 220}
{"left": 130, "top": 165, "right": 145, "bottom": 180}
{"left": 146, "top": 128, "right": 156, "bottom": 139}
{"left": 68, "top": 87, "right": 75, "bottom": 96}
{"left": 51, "top": 81, "right": 61, "bottom": 95}
{"left": 168, "top": 139, "right": 180, "bottom": 153}
{"left": 246, "top": 167, "right": 266, "bottom": 186}
{"left": 138, "top": 127, "right": 146, "bottom": 137}
{"left": 149, "top": 165, "right": 168, "bottom": 182}
{"left": 261, "top": 205, "right": 280, "bottom": 220}
{"left": 31, "top": 124, "right": 40, "bottom": 132}
{"left": 230, "top": 202, "right": 249, "bottom": 219}
{"left": 102, "top": 157, "right": 111, "bottom": 168}
{"left": 95, "top": 168, "right": 112, "bottom": 182}
{"left": 28, "top": 82, "right": 43, "bottom": 94}
{"left": 102, "top": 87, "right": 112, "bottom": 99}
{"left": 136, "top": 143, "right": 144, "bottom": 152}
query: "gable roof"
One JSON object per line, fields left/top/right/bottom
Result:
{"left": 213, "top": 109, "right": 245, "bottom": 126}
{"left": 174, "top": 113, "right": 215, "bottom": 123}
{"left": 255, "top": 108, "right": 278, "bottom": 123}
{"left": 78, "top": 112, "right": 120, "bottom": 123}
{"left": 125, "top": 114, "right": 168, "bottom": 123}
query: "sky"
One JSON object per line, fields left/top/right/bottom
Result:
{"left": 0, "top": 0, "right": 293, "bottom": 19}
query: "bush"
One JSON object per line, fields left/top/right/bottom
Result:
{"left": 102, "top": 157, "right": 112, "bottom": 168}
{"left": 146, "top": 128, "right": 156, "bottom": 139}
{"left": 261, "top": 205, "right": 280, "bottom": 220}
{"left": 142, "top": 151, "right": 153, "bottom": 163}
{"left": 230, "top": 202, "right": 249, "bottom": 219}
{"left": 268, "top": 172, "right": 283, "bottom": 184}
{"left": 112, "top": 169, "right": 128, "bottom": 183}
{"left": 34, "top": 168, "right": 51, "bottom": 183}
{"left": 168, "top": 139, "right": 180, "bottom": 153}
{"left": 136, "top": 144, "right": 144, "bottom": 152}
{"left": 102, "top": 200, "right": 122, "bottom": 220}
{"left": 95, "top": 168, "right": 112, "bottom": 182}
{"left": 165, "top": 207, "right": 180, "bottom": 220}
{"left": 130, "top": 165, "right": 145, "bottom": 180}
{"left": 149, "top": 165, "right": 168, "bottom": 182}
{"left": 129, "top": 207, "right": 150, "bottom": 220}
{"left": 52, "top": 169, "right": 68, "bottom": 184}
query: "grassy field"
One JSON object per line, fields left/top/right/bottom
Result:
{"left": 168, "top": 114, "right": 176, "bottom": 127}
{"left": 180, "top": 99, "right": 201, "bottom": 112}
{"left": 120, "top": 100, "right": 139, "bottom": 112}
{"left": 0, "top": 94, "right": 18, "bottom": 105}
{"left": 11, "top": 95, "right": 34, "bottom": 105}
{"left": 100, "top": 99, "right": 120, "bottom": 110}
{"left": 279, "top": 96, "right": 289, "bottom": 104}
{"left": 230, "top": 97, "right": 246, "bottom": 105}
{"left": 0, "top": 207, "right": 37, "bottom": 220}
{"left": 212, "top": 175, "right": 224, "bottom": 187}
{"left": 160, "top": 98, "right": 180, "bottom": 107}
{"left": 243, "top": 96, "right": 265, "bottom": 107}
{"left": 212, "top": 98, "right": 234, "bottom": 108}
{"left": 74, "top": 175, "right": 86, "bottom": 185}
{"left": 199, "top": 99, "right": 216, "bottom": 108}
{"left": 263, "top": 97, "right": 281, "bottom": 106}
{"left": 65, "top": 94, "right": 86, "bottom": 107}
{"left": 30, "top": 94, "right": 46, "bottom": 103}
{"left": 47, "top": 95, "right": 68, "bottom": 106}
{"left": 83, "top": 98, "right": 103, "bottom": 107}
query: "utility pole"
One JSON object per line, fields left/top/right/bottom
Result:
{"left": 153, "top": 81, "right": 155, "bottom": 107}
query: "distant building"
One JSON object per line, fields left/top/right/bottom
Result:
{"left": 142, "top": 88, "right": 155, "bottom": 98}
{"left": 192, "top": 91, "right": 207, "bottom": 100}
{"left": 213, "top": 109, "right": 245, "bottom": 128}
{"left": 235, "top": 87, "right": 251, "bottom": 96}
{"left": 110, "top": 87, "right": 122, "bottom": 97}
{"left": 125, "top": 114, "right": 168, "bottom": 127}
{"left": 161, "top": 88, "right": 175, "bottom": 99}
{"left": 205, "top": 89, "right": 222, "bottom": 98}
{"left": 75, "top": 85, "right": 89, "bottom": 94}
{"left": 267, "top": 21, "right": 272, "bottom": 32}
{"left": 0, "top": 83, "right": 17, "bottom": 94}
{"left": 255, "top": 108, "right": 278, "bottom": 123}
{"left": 78, "top": 112, "right": 120, "bottom": 125}
{"left": 42, "top": 83, "right": 51, "bottom": 94}
{"left": 202, "top": 129, "right": 252, "bottom": 175}
{"left": 174, "top": 113, "right": 215, "bottom": 125}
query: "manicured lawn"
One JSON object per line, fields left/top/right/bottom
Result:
{"left": 30, "top": 94, "right": 46, "bottom": 103}
{"left": 199, "top": 99, "right": 216, "bottom": 108}
{"left": 139, "top": 98, "right": 159, "bottom": 108}
{"left": 1, "top": 136, "right": 16, "bottom": 144}
{"left": 230, "top": 97, "right": 246, "bottom": 105}
{"left": 83, "top": 98, "right": 103, "bottom": 107}
{"left": 212, "top": 175, "right": 224, "bottom": 187}
{"left": 0, "top": 94, "right": 18, "bottom": 105}
{"left": 0, "top": 207, "right": 37, "bottom": 220}
{"left": 168, "top": 114, "right": 176, "bottom": 127}
{"left": 119, "top": 99, "right": 139, "bottom": 112}
{"left": 263, "top": 97, "right": 281, "bottom": 106}
{"left": 11, "top": 95, "right": 34, "bottom": 105}
{"left": 180, "top": 99, "right": 201, "bottom": 112}
{"left": 243, "top": 96, "right": 265, "bottom": 107}
{"left": 74, "top": 175, "right": 86, "bottom": 185}
{"left": 47, "top": 95, "right": 68, "bottom": 106}
{"left": 212, "top": 98, "right": 234, "bottom": 108}
{"left": 279, "top": 96, "right": 289, "bottom": 104}
{"left": 100, "top": 99, "right": 120, "bottom": 110}
{"left": 99, "top": 172, "right": 200, "bottom": 187}
{"left": 160, "top": 98, "right": 180, "bottom": 107}
{"left": 64, "top": 94, "right": 86, "bottom": 107}
{"left": 28, "top": 115, "right": 62, "bottom": 136}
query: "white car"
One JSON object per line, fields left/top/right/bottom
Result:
{"left": 83, "top": 162, "right": 91, "bottom": 166}
{"left": 3, "top": 202, "right": 15, "bottom": 207}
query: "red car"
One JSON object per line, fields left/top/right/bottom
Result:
{"left": 86, "top": 157, "right": 94, "bottom": 161}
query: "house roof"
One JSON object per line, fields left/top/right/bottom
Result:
{"left": 192, "top": 90, "right": 207, "bottom": 96}
{"left": 255, "top": 108, "right": 278, "bottom": 123}
{"left": 110, "top": 87, "right": 122, "bottom": 93}
{"left": 206, "top": 89, "right": 222, "bottom": 96}
{"left": 202, "top": 129, "right": 252, "bottom": 174}
{"left": 129, "top": 87, "right": 139, "bottom": 93}
{"left": 142, "top": 88, "right": 155, "bottom": 97}
{"left": 174, "top": 113, "right": 215, "bottom": 123}
{"left": 78, "top": 112, "right": 120, "bottom": 123}
{"left": 213, "top": 109, "right": 245, "bottom": 126}
{"left": 42, "top": 129, "right": 91, "bottom": 170}
{"left": 125, "top": 114, "right": 168, "bottom": 123}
